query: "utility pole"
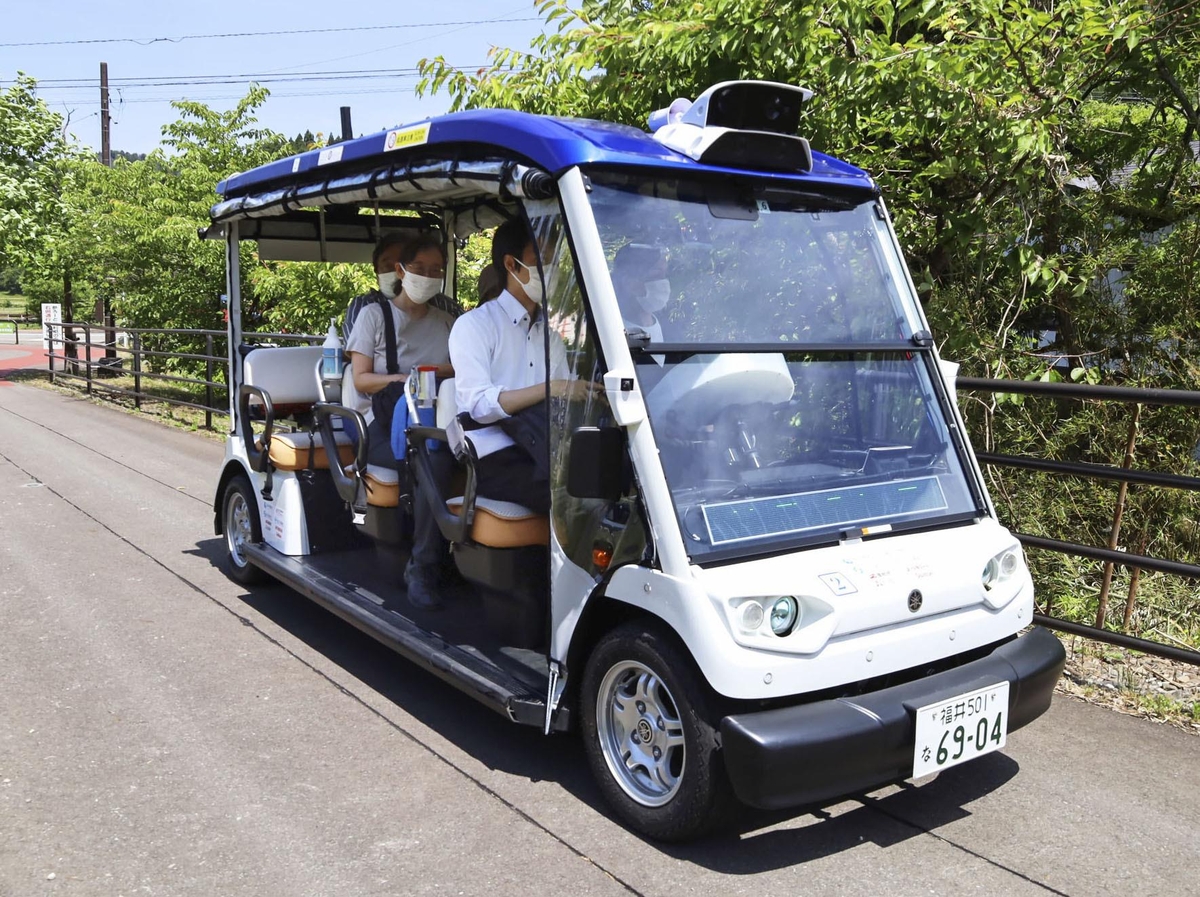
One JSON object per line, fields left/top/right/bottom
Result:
{"left": 100, "top": 62, "right": 111, "bottom": 167}
{"left": 100, "top": 62, "right": 117, "bottom": 364}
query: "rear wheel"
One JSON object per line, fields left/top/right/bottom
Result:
{"left": 580, "top": 621, "right": 732, "bottom": 841}
{"left": 223, "top": 475, "right": 267, "bottom": 585}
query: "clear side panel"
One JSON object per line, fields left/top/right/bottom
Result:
{"left": 528, "top": 204, "right": 648, "bottom": 631}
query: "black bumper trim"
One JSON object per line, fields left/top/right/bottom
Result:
{"left": 720, "top": 626, "right": 1065, "bottom": 810}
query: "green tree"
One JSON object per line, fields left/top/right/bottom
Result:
{"left": 420, "top": 0, "right": 1200, "bottom": 639}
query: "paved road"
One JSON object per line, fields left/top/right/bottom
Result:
{"left": 1, "top": 382, "right": 1197, "bottom": 897}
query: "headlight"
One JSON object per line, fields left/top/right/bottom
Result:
{"left": 982, "top": 547, "right": 1021, "bottom": 591}
{"left": 740, "top": 601, "right": 765, "bottom": 631}
{"left": 725, "top": 594, "right": 836, "bottom": 653}
{"left": 769, "top": 596, "right": 800, "bottom": 636}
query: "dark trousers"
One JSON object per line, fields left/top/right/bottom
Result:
{"left": 475, "top": 445, "right": 550, "bottom": 515}
{"left": 365, "top": 416, "right": 451, "bottom": 572}
{"left": 412, "top": 450, "right": 453, "bottom": 570}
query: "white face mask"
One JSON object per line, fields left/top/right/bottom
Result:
{"left": 377, "top": 271, "right": 400, "bottom": 298}
{"left": 400, "top": 265, "right": 443, "bottom": 305}
{"left": 512, "top": 258, "right": 546, "bottom": 306}
{"left": 639, "top": 278, "right": 671, "bottom": 313}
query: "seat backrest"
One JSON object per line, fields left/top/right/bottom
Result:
{"left": 436, "top": 378, "right": 457, "bottom": 430}
{"left": 243, "top": 346, "right": 325, "bottom": 406}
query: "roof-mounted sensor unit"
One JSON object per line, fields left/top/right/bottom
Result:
{"left": 649, "top": 80, "right": 815, "bottom": 173}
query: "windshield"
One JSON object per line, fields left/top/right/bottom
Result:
{"left": 585, "top": 171, "right": 982, "bottom": 560}
{"left": 587, "top": 170, "right": 921, "bottom": 346}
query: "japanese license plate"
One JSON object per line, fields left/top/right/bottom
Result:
{"left": 912, "top": 682, "right": 1009, "bottom": 779}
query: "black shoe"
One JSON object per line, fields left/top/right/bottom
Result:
{"left": 404, "top": 561, "right": 443, "bottom": 611}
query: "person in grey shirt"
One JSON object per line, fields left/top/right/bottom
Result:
{"left": 345, "top": 234, "right": 455, "bottom": 609}
{"left": 343, "top": 232, "right": 462, "bottom": 344}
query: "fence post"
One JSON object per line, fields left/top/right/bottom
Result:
{"left": 132, "top": 331, "right": 142, "bottom": 408}
{"left": 205, "top": 334, "right": 214, "bottom": 431}
{"left": 1095, "top": 403, "right": 1141, "bottom": 629}
{"left": 84, "top": 326, "right": 93, "bottom": 395}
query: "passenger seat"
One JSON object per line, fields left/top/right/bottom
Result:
{"left": 435, "top": 378, "right": 548, "bottom": 549}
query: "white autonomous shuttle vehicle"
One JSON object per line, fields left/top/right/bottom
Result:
{"left": 209, "top": 81, "right": 1065, "bottom": 841}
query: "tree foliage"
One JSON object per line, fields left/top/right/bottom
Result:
{"left": 419, "top": 0, "right": 1200, "bottom": 638}
{"left": 0, "top": 74, "right": 76, "bottom": 266}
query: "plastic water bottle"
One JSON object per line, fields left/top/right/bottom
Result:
{"left": 321, "top": 318, "right": 342, "bottom": 382}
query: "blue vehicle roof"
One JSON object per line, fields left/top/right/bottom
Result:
{"left": 217, "top": 108, "right": 876, "bottom": 199}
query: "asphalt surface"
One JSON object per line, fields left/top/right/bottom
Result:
{"left": 1, "top": 381, "right": 1197, "bottom": 897}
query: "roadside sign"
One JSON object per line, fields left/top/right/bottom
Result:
{"left": 41, "top": 303, "right": 62, "bottom": 351}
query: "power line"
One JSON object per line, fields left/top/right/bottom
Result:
{"left": 11, "top": 67, "right": 484, "bottom": 92}
{"left": 112, "top": 87, "right": 434, "bottom": 104}
{"left": 0, "top": 17, "right": 541, "bottom": 48}
{"left": 19, "top": 67, "right": 428, "bottom": 85}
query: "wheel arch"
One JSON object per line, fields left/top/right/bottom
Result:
{"left": 213, "top": 459, "right": 257, "bottom": 535}
{"left": 564, "top": 591, "right": 705, "bottom": 726}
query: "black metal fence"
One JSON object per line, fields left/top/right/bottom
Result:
{"left": 32, "top": 326, "right": 1200, "bottom": 665}
{"left": 959, "top": 376, "right": 1200, "bottom": 666}
{"left": 44, "top": 322, "right": 318, "bottom": 430}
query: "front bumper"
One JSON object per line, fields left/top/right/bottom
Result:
{"left": 720, "top": 626, "right": 1065, "bottom": 810}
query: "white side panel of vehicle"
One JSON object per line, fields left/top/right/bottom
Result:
{"left": 259, "top": 472, "right": 310, "bottom": 556}
{"left": 602, "top": 520, "right": 1033, "bottom": 700}
{"left": 550, "top": 528, "right": 601, "bottom": 662}
{"left": 219, "top": 437, "right": 309, "bottom": 557}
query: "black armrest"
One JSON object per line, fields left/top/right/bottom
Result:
{"left": 314, "top": 402, "right": 368, "bottom": 508}
{"left": 407, "top": 424, "right": 478, "bottom": 545}
{"left": 238, "top": 384, "right": 274, "bottom": 473}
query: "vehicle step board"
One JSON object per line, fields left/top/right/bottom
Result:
{"left": 241, "top": 543, "right": 566, "bottom": 730}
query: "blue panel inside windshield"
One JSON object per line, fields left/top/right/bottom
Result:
{"left": 701, "top": 477, "right": 948, "bottom": 545}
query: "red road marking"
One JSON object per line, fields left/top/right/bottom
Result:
{"left": 0, "top": 344, "right": 49, "bottom": 385}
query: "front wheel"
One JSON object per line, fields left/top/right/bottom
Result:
{"left": 222, "top": 475, "right": 267, "bottom": 586}
{"left": 580, "top": 621, "right": 733, "bottom": 841}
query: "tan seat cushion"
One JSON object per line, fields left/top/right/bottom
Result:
{"left": 446, "top": 496, "right": 549, "bottom": 548}
{"left": 263, "top": 430, "right": 356, "bottom": 471}
{"left": 364, "top": 464, "right": 400, "bottom": 508}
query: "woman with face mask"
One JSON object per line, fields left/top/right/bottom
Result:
{"left": 345, "top": 235, "right": 457, "bottom": 609}
{"left": 612, "top": 243, "right": 671, "bottom": 344}
{"left": 345, "top": 235, "right": 454, "bottom": 424}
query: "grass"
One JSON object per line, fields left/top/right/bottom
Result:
{"left": 0, "top": 292, "right": 30, "bottom": 317}
{"left": 7, "top": 367, "right": 228, "bottom": 441}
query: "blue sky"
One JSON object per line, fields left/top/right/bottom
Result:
{"left": 2, "top": 1, "right": 551, "bottom": 153}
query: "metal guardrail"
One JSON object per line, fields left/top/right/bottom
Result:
{"left": 0, "top": 317, "right": 37, "bottom": 345}
{"left": 959, "top": 375, "right": 1200, "bottom": 665}
{"left": 35, "top": 339, "right": 1200, "bottom": 663}
{"left": 45, "top": 322, "right": 318, "bottom": 430}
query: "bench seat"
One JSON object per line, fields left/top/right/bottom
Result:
{"left": 364, "top": 464, "right": 400, "bottom": 508}
{"left": 262, "top": 430, "right": 356, "bottom": 471}
{"left": 446, "top": 496, "right": 549, "bottom": 548}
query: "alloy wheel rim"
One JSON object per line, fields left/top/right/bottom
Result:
{"left": 595, "top": 660, "right": 686, "bottom": 807}
{"left": 226, "top": 492, "right": 251, "bottom": 567}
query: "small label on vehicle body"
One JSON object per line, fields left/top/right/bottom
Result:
{"left": 819, "top": 572, "right": 857, "bottom": 595}
{"left": 385, "top": 123, "right": 431, "bottom": 152}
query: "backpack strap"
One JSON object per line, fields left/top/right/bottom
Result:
{"left": 378, "top": 296, "right": 399, "bottom": 376}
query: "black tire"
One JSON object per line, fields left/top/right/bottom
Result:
{"left": 580, "top": 621, "right": 733, "bottom": 841}
{"left": 222, "top": 475, "right": 268, "bottom": 586}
